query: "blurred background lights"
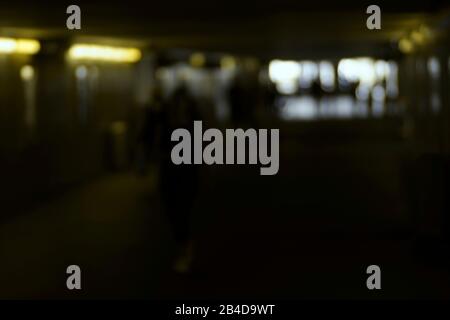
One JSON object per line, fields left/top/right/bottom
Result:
{"left": 372, "top": 84, "right": 386, "bottom": 102}
{"left": 68, "top": 44, "right": 141, "bottom": 63}
{"left": 411, "top": 30, "right": 425, "bottom": 45}
{"left": 0, "top": 38, "right": 40, "bottom": 54}
{"left": 220, "top": 55, "right": 236, "bottom": 70}
{"left": 338, "top": 58, "right": 376, "bottom": 86}
{"left": 190, "top": 52, "right": 206, "bottom": 68}
{"left": 398, "top": 38, "right": 414, "bottom": 54}
{"left": 299, "top": 61, "right": 319, "bottom": 88}
{"left": 356, "top": 85, "right": 371, "bottom": 101}
{"left": 20, "top": 65, "right": 35, "bottom": 81}
{"left": 428, "top": 57, "right": 440, "bottom": 79}
{"left": 374, "top": 60, "right": 390, "bottom": 79}
{"left": 318, "top": 61, "right": 335, "bottom": 91}
{"left": 269, "top": 60, "right": 301, "bottom": 81}
{"left": 269, "top": 60, "right": 301, "bottom": 94}
{"left": 75, "top": 65, "right": 88, "bottom": 80}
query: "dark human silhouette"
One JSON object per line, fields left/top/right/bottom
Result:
{"left": 228, "top": 72, "right": 258, "bottom": 127}
{"left": 139, "top": 84, "right": 201, "bottom": 274}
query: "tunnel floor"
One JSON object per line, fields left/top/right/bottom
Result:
{"left": 1, "top": 136, "right": 450, "bottom": 299}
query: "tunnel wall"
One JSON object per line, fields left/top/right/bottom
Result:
{"left": 0, "top": 50, "right": 141, "bottom": 219}
{"left": 397, "top": 32, "right": 450, "bottom": 241}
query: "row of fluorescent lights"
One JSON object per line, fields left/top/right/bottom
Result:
{"left": 0, "top": 37, "right": 141, "bottom": 63}
{"left": 0, "top": 38, "right": 236, "bottom": 67}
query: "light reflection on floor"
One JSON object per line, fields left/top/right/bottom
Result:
{"left": 277, "top": 95, "right": 397, "bottom": 120}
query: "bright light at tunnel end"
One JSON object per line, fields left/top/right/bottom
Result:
{"left": 68, "top": 44, "right": 142, "bottom": 63}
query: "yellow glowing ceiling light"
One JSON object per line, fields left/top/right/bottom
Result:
{"left": 399, "top": 38, "right": 414, "bottom": 54}
{"left": 190, "top": 52, "right": 205, "bottom": 68}
{"left": 419, "top": 25, "right": 432, "bottom": 38}
{"left": 220, "top": 55, "right": 236, "bottom": 70}
{"left": 0, "top": 38, "right": 40, "bottom": 54}
{"left": 68, "top": 44, "right": 142, "bottom": 63}
{"left": 411, "top": 30, "right": 425, "bottom": 45}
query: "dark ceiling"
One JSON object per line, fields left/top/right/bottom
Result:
{"left": 0, "top": 0, "right": 449, "bottom": 59}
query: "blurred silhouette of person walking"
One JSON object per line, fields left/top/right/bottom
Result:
{"left": 139, "top": 82, "right": 201, "bottom": 274}
{"left": 228, "top": 71, "right": 258, "bottom": 127}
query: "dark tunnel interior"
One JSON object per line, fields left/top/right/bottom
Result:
{"left": 1, "top": 0, "right": 450, "bottom": 300}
